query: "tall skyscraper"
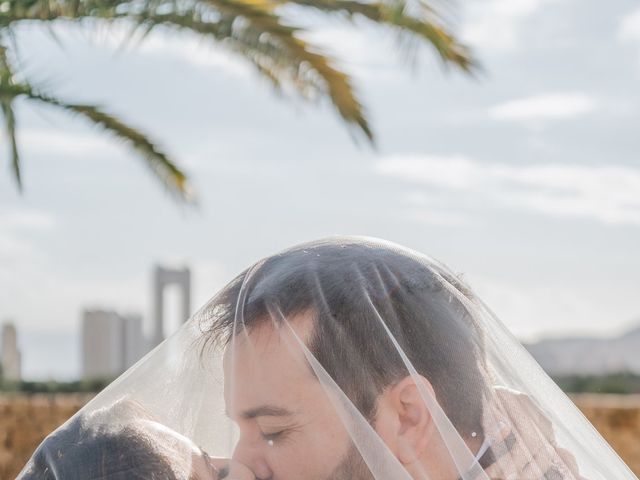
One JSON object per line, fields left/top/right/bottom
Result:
{"left": 152, "top": 265, "right": 191, "bottom": 347}
{"left": 1, "top": 322, "right": 22, "bottom": 381}
{"left": 122, "top": 313, "right": 146, "bottom": 370}
{"left": 81, "top": 264, "right": 192, "bottom": 380}
{"left": 82, "top": 310, "right": 147, "bottom": 380}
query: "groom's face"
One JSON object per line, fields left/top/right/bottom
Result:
{"left": 222, "top": 314, "right": 375, "bottom": 480}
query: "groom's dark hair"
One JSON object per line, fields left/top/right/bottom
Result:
{"left": 202, "top": 238, "right": 488, "bottom": 440}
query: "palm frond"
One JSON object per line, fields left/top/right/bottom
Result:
{"left": 0, "top": 0, "right": 479, "bottom": 201}
{"left": 203, "top": 0, "right": 373, "bottom": 138}
{"left": 1, "top": 82, "right": 193, "bottom": 202}
{"left": 1, "top": 99, "right": 21, "bottom": 189}
{"left": 66, "top": 103, "right": 194, "bottom": 202}
{"left": 3, "top": 0, "right": 373, "bottom": 139}
{"left": 275, "top": 0, "right": 476, "bottom": 72}
{"left": 134, "top": 5, "right": 373, "bottom": 139}
{"left": 0, "top": 0, "right": 128, "bottom": 23}
{"left": 0, "top": 42, "right": 22, "bottom": 189}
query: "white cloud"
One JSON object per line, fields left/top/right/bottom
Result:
{"left": 379, "top": 155, "right": 478, "bottom": 188}
{"left": 48, "top": 22, "right": 251, "bottom": 77}
{"left": 462, "top": 0, "right": 559, "bottom": 53}
{"left": 470, "top": 276, "right": 638, "bottom": 341}
{"left": 617, "top": 7, "right": 640, "bottom": 71}
{"left": 488, "top": 93, "right": 596, "bottom": 122}
{"left": 123, "top": 32, "right": 250, "bottom": 76}
{"left": 401, "top": 191, "right": 472, "bottom": 226}
{"left": 375, "top": 155, "right": 640, "bottom": 225}
{"left": 18, "top": 129, "right": 117, "bottom": 158}
{"left": 618, "top": 7, "right": 640, "bottom": 43}
{"left": 0, "top": 235, "right": 36, "bottom": 262}
{"left": 0, "top": 209, "right": 57, "bottom": 231}
{"left": 301, "top": 26, "right": 398, "bottom": 82}
{"left": 0, "top": 209, "right": 56, "bottom": 265}
{"left": 0, "top": 266, "right": 147, "bottom": 330}
{"left": 404, "top": 210, "right": 471, "bottom": 226}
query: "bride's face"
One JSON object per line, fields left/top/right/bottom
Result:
{"left": 140, "top": 420, "right": 254, "bottom": 480}
{"left": 223, "top": 315, "right": 374, "bottom": 480}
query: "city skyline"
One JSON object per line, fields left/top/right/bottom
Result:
{"left": 1, "top": 0, "right": 640, "bottom": 379}
{"left": 81, "top": 265, "right": 192, "bottom": 380}
{"left": 6, "top": 259, "right": 640, "bottom": 381}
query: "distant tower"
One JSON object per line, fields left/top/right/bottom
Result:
{"left": 152, "top": 266, "right": 191, "bottom": 347}
{"left": 1, "top": 322, "right": 22, "bottom": 381}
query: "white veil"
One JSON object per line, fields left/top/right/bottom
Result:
{"left": 18, "top": 237, "right": 638, "bottom": 480}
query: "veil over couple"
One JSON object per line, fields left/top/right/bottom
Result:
{"left": 19, "top": 237, "right": 638, "bottom": 480}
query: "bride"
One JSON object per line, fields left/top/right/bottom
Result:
{"left": 20, "top": 399, "right": 254, "bottom": 479}
{"left": 18, "top": 237, "right": 638, "bottom": 480}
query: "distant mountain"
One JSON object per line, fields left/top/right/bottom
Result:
{"left": 526, "top": 324, "right": 640, "bottom": 376}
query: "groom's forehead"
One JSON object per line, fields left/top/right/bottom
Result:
{"left": 222, "top": 313, "right": 327, "bottom": 415}
{"left": 222, "top": 312, "right": 319, "bottom": 384}
{"left": 226, "top": 310, "right": 316, "bottom": 354}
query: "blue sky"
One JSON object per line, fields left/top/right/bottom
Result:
{"left": 2, "top": 0, "right": 640, "bottom": 379}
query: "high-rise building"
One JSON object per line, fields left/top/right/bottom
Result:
{"left": 81, "top": 264, "right": 191, "bottom": 380}
{"left": 1, "top": 322, "right": 22, "bottom": 381}
{"left": 122, "top": 313, "right": 147, "bottom": 370}
{"left": 152, "top": 265, "right": 191, "bottom": 347}
{"left": 82, "top": 310, "right": 147, "bottom": 380}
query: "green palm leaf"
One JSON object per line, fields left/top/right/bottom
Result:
{"left": 0, "top": 43, "right": 21, "bottom": 189}
{"left": 0, "top": 82, "right": 193, "bottom": 201}
{"left": 274, "top": 0, "right": 476, "bottom": 71}
{"left": 131, "top": 7, "right": 372, "bottom": 139}
{"left": 0, "top": 0, "right": 477, "bottom": 201}
{"left": 1, "top": 99, "right": 20, "bottom": 189}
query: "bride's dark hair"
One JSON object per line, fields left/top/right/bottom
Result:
{"left": 20, "top": 400, "right": 192, "bottom": 480}
{"left": 200, "top": 238, "right": 489, "bottom": 441}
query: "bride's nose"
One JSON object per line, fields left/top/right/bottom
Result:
{"left": 232, "top": 440, "right": 273, "bottom": 480}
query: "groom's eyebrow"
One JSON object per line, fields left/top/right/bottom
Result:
{"left": 240, "top": 405, "right": 294, "bottom": 419}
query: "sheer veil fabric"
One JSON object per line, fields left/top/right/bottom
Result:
{"left": 18, "top": 237, "right": 638, "bottom": 480}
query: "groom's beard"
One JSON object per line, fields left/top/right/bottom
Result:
{"left": 327, "top": 443, "right": 375, "bottom": 480}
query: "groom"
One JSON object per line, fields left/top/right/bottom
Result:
{"left": 206, "top": 239, "right": 577, "bottom": 480}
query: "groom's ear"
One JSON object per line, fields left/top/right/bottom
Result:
{"left": 375, "top": 375, "right": 435, "bottom": 466}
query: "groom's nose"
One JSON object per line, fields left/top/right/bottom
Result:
{"left": 232, "top": 440, "right": 273, "bottom": 480}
